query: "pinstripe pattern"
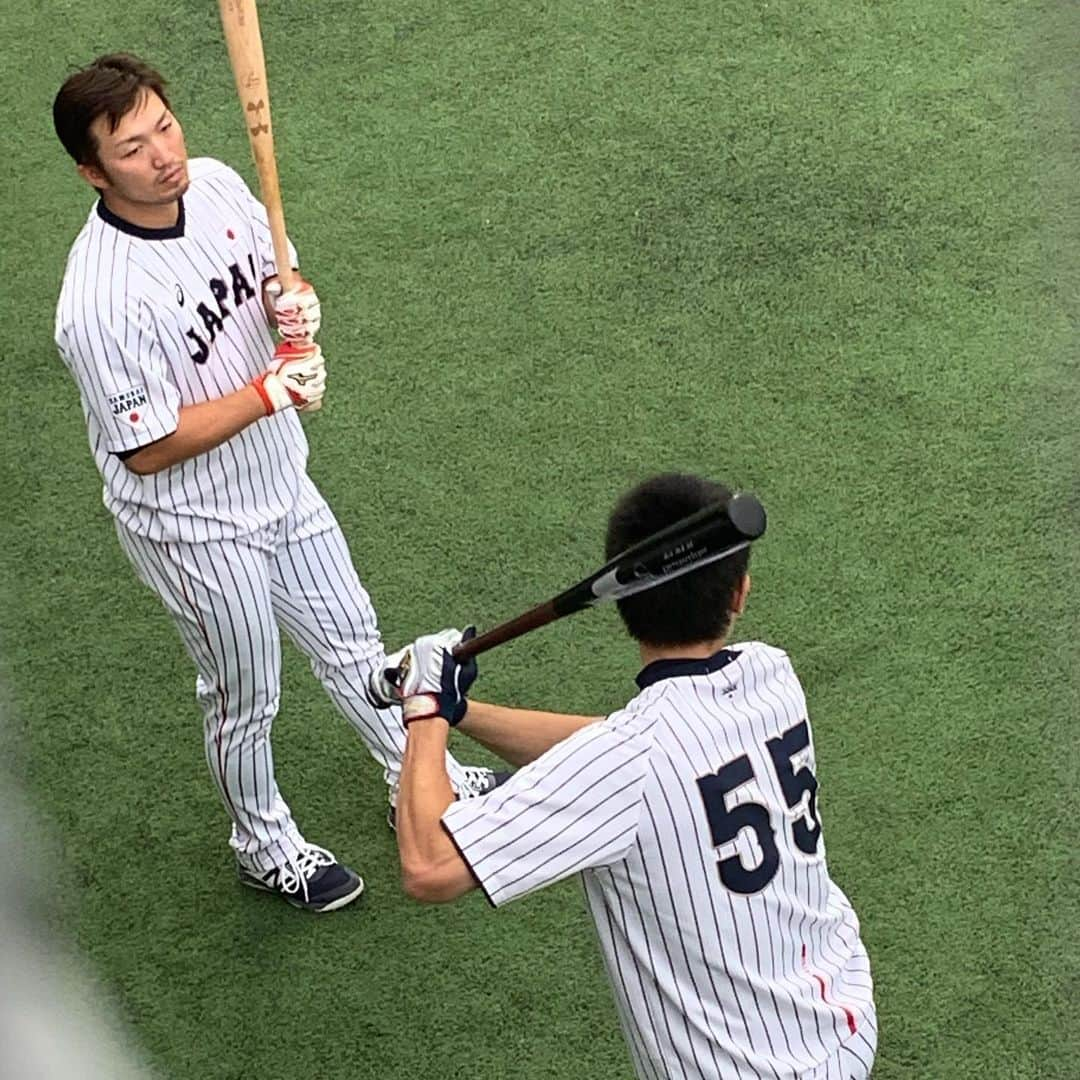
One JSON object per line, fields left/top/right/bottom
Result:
{"left": 56, "top": 160, "right": 482, "bottom": 872}
{"left": 443, "top": 643, "right": 876, "bottom": 1078}
{"left": 116, "top": 483, "right": 481, "bottom": 871}
{"left": 55, "top": 157, "right": 303, "bottom": 544}
{"left": 807, "top": 1013, "right": 877, "bottom": 1080}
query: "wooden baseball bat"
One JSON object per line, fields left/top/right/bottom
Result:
{"left": 218, "top": 0, "right": 298, "bottom": 292}
{"left": 453, "top": 492, "right": 766, "bottom": 660}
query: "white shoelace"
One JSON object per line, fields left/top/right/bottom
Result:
{"left": 386, "top": 767, "right": 494, "bottom": 809}
{"left": 273, "top": 844, "right": 336, "bottom": 902}
{"left": 458, "top": 767, "right": 495, "bottom": 798}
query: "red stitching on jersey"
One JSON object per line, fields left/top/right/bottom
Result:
{"left": 802, "top": 944, "right": 858, "bottom": 1035}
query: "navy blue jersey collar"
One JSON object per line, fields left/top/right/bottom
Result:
{"left": 96, "top": 197, "right": 185, "bottom": 240}
{"left": 636, "top": 648, "right": 741, "bottom": 690}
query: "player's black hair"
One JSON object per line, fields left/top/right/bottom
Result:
{"left": 605, "top": 473, "right": 751, "bottom": 648}
{"left": 53, "top": 53, "right": 172, "bottom": 167}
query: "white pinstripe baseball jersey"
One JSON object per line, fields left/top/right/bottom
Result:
{"left": 442, "top": 642, "right": 875, "bottom": 1079}
{"left": 51, "top": 151, "right": 495, "bottom": 881}
{"left": 54, "top": 157, "right": 307, "bottom": 543}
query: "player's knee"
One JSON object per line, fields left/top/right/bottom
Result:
{"left": 198, "top": 688, "right": 280, "bottom": 729}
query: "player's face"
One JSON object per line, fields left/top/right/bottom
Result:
{"left": 79, "top": 90, "right": 190, "bottom": 210}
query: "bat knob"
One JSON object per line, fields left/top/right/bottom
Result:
{"left": 728, "top": 492, "right": 767, "bottom": 540}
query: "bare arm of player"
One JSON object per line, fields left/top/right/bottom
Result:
{"left": 457, "top": 702, "right": 602, "bottom": 767}
{"left": 123, "top": 342, "right": 325, "bottom": 474}
{"left": 122, "top": 386, "right": 266, "bottom": 475}
{"left": 396, "top": 718, "right": 479, "bottom": 903}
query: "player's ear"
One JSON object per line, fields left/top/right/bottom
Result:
{"left": 76, "top": 161, "right": 110, "bottom": 191}
{"left": 731, "top": 574, "right": 751, "bottom": 616}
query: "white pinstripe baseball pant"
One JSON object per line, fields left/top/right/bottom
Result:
{"left": 116, "top": 489, "right": 474, "bottom": 873}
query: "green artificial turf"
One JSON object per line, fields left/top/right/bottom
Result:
{"left": 1, "top": 1, "right": 1075, "bottom": 1076}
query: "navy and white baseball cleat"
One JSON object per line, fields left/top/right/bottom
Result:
{"left": 387, "top": 766, "right": 512, "bottom": 830}
{"left": 238, "top": 845, "right": 364, "bottom": 912}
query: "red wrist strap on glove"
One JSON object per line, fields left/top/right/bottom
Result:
{"left": 250, "top": 373, "right": 275, "bottom": 417}
{"left": 402, "top": 694, "right": 446, "bottom": 726}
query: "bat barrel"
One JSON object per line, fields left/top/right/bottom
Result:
{"left": 218, "top": 0, "right": 297, "bottom": 291}
{"left": 726, "top": 491, "right": 766, "bottom": 541}
{"left": 598, "top": 491, "right": 765, "bottom": 600}
{"left": 453, "top": 489, "right": 767, "bottom": 660}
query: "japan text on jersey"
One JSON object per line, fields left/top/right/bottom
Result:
{"left": 54, "top": 158, "right": 309, "bottom": 543}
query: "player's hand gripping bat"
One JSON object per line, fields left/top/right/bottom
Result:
{"left": 452, "top": 492, "right": 766, "bottom": 661}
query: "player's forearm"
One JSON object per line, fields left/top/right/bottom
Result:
{"left": 396, "top": 720, "right": 465, "bottom": 903}
{"left": 122, "top": 386, "right": 266, "bottom": 474}
{"left": 458, "top": 701, "right": 601, "bottom": 766}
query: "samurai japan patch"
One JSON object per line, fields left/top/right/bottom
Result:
{"left": 107, "top": 385, "right": 149, "bottom": 418}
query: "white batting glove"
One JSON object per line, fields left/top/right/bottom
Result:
{"left": 368, "top": 644, "right": 411, "bottom": 709}
{"left": 266, "top": 278, "right": 322, "bottom": 342}
{"left": 398, "top": 627, "right": 478, "bottom": 726}
{"left": 251, "top": 341, "right": 327, "bottom": 415}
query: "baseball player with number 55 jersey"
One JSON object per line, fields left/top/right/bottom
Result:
{"left": 52, "top": 53, "right": 500, "bottom": 912}
{"left": 377, "top": 473, "right": 876, "bottom": 1077}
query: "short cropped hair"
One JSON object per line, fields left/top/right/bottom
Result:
{"left": 605, "top": 473, "right": 751, "bottom": 648}
{"left": 53, "top": 53, "right": 171, "bottom": 167}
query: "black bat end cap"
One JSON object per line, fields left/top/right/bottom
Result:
{"left": 729, "top": 492, "right": 767, "bottom": 540}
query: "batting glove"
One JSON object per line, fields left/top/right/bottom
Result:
{"left": 266, "top": 278, "right": 322, "bottom": 342}
{"left": 368, "top": 644, "right": 411, "bottom": 709}
{"left": 251, "top": 340, "right": 327, "bottom": 415}
{"left": 399, "top": 627, "right": 478, "bottom": 726}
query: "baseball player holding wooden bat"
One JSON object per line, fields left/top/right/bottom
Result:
{"left": 372, "top": 473, "right": 877, "bottom": 1077}
{"left": 51, "top": 54, "right": 500, "bottom": 912}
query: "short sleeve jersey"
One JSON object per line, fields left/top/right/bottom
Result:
{"left": 54, "top": 157, "right": 309, "bottom": 543}
{"left": 442, "top": 642, "right": 875, "bottom": 1079}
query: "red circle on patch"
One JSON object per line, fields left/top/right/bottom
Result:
{"left": 130, "top": 412, "right": 140, "bottom": 422}
{"left": 227, "top": 229, "right": 235, "bottom": 239}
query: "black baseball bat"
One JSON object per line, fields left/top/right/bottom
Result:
{"left": 452, "top": 491, "right": 766, "bottom": 660}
